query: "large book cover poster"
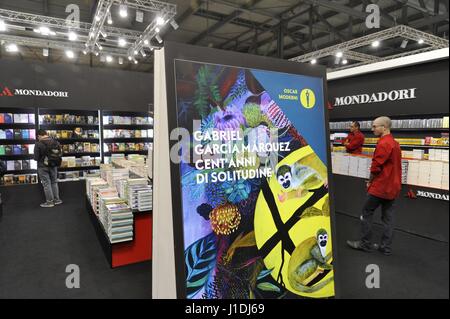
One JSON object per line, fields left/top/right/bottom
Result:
{"left": 165, "top": 45, "right": 335, "bottom": 299}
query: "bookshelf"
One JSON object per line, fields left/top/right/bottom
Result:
{"left": 38, "top": 108, "right": 101, "bottom": 182}
{"left": 0, "top": 107, "right": 38, "bottom": 186}
{"left": 330, "top": 115, "right": 449, "bottom": 191}
{"left": 101, "top": 110, "right": 153, "bottom": 164}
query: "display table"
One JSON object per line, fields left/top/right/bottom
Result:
{"left": 86, "top": 197, "right": 152, "bottom": 268}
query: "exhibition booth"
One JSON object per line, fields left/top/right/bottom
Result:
{"left": 1, "top": 43, "right": 448, "bottom": 299}
{"left": 0, "top": 59, "right": 154, "bottom": 268}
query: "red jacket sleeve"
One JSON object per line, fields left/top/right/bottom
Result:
{"left": 370, "top": 142, "right": 392, "bottom": 174}
{"left": 345, "top": 133, "right": 364, "bottom": 152}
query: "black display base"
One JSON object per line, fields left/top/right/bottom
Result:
{"left": 333, "top": 174, "right": 449, "bottom": 242}
{"left": 85, "top": 197, "right": 113, "bottom": 268}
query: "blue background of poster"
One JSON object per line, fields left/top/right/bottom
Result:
{"left": 251, "top": 70, "right": 327, "bottom": 164}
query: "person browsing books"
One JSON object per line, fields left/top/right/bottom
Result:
{"left": 34, "top": 129, "right": 63, "bottom": 208}
{"left": 343, "top": 121, "right": 365, "bottom": 154}
{"left": 347, "top": 117, "right": 402, "bottom": 256}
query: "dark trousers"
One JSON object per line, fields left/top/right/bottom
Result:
{"left": 360, "top": 194, "right": 395, "bottom": 249}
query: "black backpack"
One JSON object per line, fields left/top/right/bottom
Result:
{"left": 43, "top": 139, "right": 62, "bottom": 168}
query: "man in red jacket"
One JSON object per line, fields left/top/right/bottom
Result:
{"left": 343, "top": 121, "right": 365, "bottom": 154}
{"left": 347, "top": 117, "right": 402, "bottom": 256}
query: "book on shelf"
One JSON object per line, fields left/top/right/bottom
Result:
{"left": 5, "top": 129, "right": 13, "bottom": 139}
{"left": 22, "top": 160, "right": 30, "bottom": 170}
{"left": 7, "top": 161, "right": 15, "bottom": 171}
{"left": 0, "top": 114, "right": 4, "bottom": 123}
{"left": 14, "top": 160, "right": 22, "bottom": 170}
{"left": 22, "top": 130, "right": 30, "bottom": 139}
{"left": 14, "top": 129, "right": 22, "bottom": 140}
{"left": 13, "top": 114, "right": 21, "bottom": 123}
{"left": 4, "top": 114, "right": 13, "bottom": 124}
{"left": 0, "top": 146, "right": 5, "bottom": 155}
{"left": 20, "top": 145, "right": 29, "bottom": 154}
{"left": 4, "top": 145, "right": 12, "bottom": 155}
{"left": 13, "top": 145, "right": 22, "bottom": 155}
{"left": 0, "top": 130, "right": 5, "bottom": 139}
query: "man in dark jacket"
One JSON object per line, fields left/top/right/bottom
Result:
{"left": 347, "top": 117, "right": 402, "bottom": 256}
{"left": 34, "top": 129, "right": 63, "bottom": 208}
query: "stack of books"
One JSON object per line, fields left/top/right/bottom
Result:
{"left": 401, "top": 160, "right": 409, "bottom": 184}
{"left": 127, "top": 178, "right": 151, "bottom": 211}
{"left": 357, "top": 157, "right": 371, "bottom": 179}
{"left": 429, "top": 162, "right": 444, "bottom": 189}
{"left": 442, "top": 165, "right": 449, "bottom": 190}
{"left": 105, "top": 168, "right": 129, "bottom": 191}
{"left": 137, "top": 187, "right": 152, "bottom": 212}
{"left": 99, "top": 195, "right": 134, "bottom": 244}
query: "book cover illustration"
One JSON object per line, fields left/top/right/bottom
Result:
{"left": 173, "top": 61, "right": 333, "bottom": 299}
{"left": 4, "top": 114, "right": 13, "bottom": 124}
{"left": 5, "top": 129, "right": 14, "bottom": 139}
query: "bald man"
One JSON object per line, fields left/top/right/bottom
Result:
{"left": 347, "top": 116, "right": 402, "bottom": 256}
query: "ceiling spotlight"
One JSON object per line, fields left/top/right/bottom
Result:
{"left": 94, "top": 51, "right": 99, "bottom": 56}
{"left": 106, "top": 55, "right": 113, "bottom": 63}
{"left": 96, "top": 43, "right": 103, "bottom": 51}
{"left": 156, "top": 17, "right": 165, "bottom": 26}
{"left": 128, "top": 56, "right": 132, "bottom": 61}
{"left": 118, "top": 57, "right": 124, "bottom": 65}
{"left": 6, "top": 43, "right": 18, "bottom": 53}
{"left": 418, "top": 39, "right": 425, "bottom": 44}
{"left": 140, "top": 49, "right": 146, "bottom": 57}
{"left": 119, "top": 4, "right": 128, "bottom": 18}
{"left": 134, "top": 59, "right": 138, "bottom": 64}
{"left": 82, "top": 50, "right": 87, "bottom": 55}
{"left": 107, "top": 12, "right": 113, "bottom": 25}
{"left": 118, "top": 38, "right": 127, "bottom": 47}
{"left": 372, "top": 40, "right": 380, "bottom": 47}
{"left": 335, "top": 51, "right": 343, "bottom": 58}
{"left": 136, "top": 10, "right": 144, "bottom": 23}
{"left": 342, "top": 59, "right": 348, "bottom": 65}
{"left": 95, "top": 16, "right": 101, "bottom": 22}
{"left": 100, "top": 29, "right": 107, "bottom": 38}
{"left": 0, "top": 20, "right": 6, "bottom": 32}
{"left": 35, "top": 26, "right": 55, "bottom": 36}
{"left": 155, "top": 34, "right": 163, "bottom": 44}
{"left": 155, "top": 27, "right": 160, "bottom": 33}
{"left": 310, "top": 59, "right": 317, "bottom": 65}
{"left": 65, "top": 50, "right": 75, "bottom": 59}
{"left": 68, "top": 31, "right": 78, "bottom": 41}
{"left": 400, "top": 39, "right": 409, "bottom": 49}
{"left": 134, "top": 50, "right": 139, "bottom": 55}
{"left": 144, "top": 39, "right": 149, "bottom": 45}
{"left": 170, "top": 19, "right": 179, "bottom": 30}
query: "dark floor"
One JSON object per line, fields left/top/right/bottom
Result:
{"left": 334, "top": 213, "right": 449, "bottom": 299}
{"left": 0, "top": 184, "right": 448, "bottom": 299}
{"left": 0, "top": 185, "right": 152, "bottom": 299}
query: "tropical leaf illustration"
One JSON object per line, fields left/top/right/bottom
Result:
{"left": 194, "top": 65, "right": 222, "bottom": 117}
{"left": 185, "top": 232, "right": 217, "bottom": 299}
{"left": 257, "top": 268, "right": 274, "bottom": 281}
{"left": 257, "top": 282, "right": 281, "bottom": 293}
{"left": 223, "top": 231, "right": 256, "bottom": 264}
